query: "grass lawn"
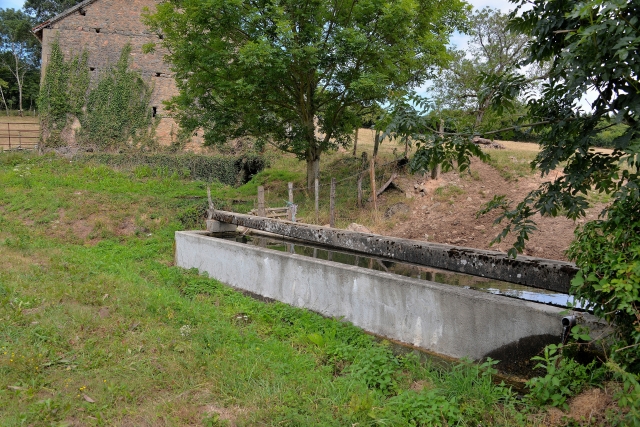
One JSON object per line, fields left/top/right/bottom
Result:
{"left": 0, "top": 152, "right": 540, "bottom": 426}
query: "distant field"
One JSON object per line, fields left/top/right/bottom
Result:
{"left": 0, "top": 116, "right": 40, "bottom": 151}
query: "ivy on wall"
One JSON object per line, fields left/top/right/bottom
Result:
{"left": 80, "top": 44, "right": 155, "bottom": 149}
{"left": 38, "top": 40, "right": 89, "bottom": 146}
{"left": 38, "top": 39, "right": 155, "bottom": 150}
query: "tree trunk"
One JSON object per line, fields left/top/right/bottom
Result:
{"left": 0, "top": 86, "right": 9, "bottom": 116}
{"left": 352, "top": 128, "right": 359, "bottom": 156}
{"left": 13, "top": 52, "right": 23, "bottom": 116}
{"left": 306, "top": 154, "right": 320, "bottom": 190}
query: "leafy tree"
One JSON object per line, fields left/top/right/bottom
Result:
{"left": 411, "top": 0, "right": 640, "bottom": 372}
{"left": 143, "top": 0, "right": 468, "bottom": 188}
{"left": 23, "top": 0, "right": 82, "bottom": 23}
{"left": 506, "top": 0, "right": 639, "bottom": 373}
{"left": 0, "top": 8, "right": 39, "bottom": 115}
{"left": 431, "top": 7, "right": 540, "bottom": 132}
{"left": 0, "top": 76, "right": 9, "bottom": 114}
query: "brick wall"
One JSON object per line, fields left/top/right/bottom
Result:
{"left": 40, "top": 0, "right": 190, "bottom": 147}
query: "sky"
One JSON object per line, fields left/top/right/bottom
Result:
{"left": 3, "top": 0, "right": 25, "bottom": 11}
{"left": 3, "top": 0, "right": 517, "bottom": 26}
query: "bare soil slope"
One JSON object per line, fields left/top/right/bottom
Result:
{"left": 369, "top": 142, "right": 605, "bottom": 262}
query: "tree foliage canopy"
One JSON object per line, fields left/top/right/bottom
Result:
{"left": 143, "top": 0, "right": 468, "bottom": 187}
{"left": 485, "top": 0, "right": 640, "bottom": 371}
{"left": 24, "top": 0, "right": 82, "bottom": 23}
{"left": 0, "top": 8, "right": 40, "bottom": 114}
{"left": 432, "top": 7, "right": 535, "bottom": 131}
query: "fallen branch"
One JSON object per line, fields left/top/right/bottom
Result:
{"left": 368, "top": 172, "right": 398, "bottom": 202}
{"left": 472, "top": 137, "right": 505, "bottom": 149}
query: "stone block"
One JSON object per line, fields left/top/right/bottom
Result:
{"left": 206, "top": 220, "right": 237, "bottom": 233}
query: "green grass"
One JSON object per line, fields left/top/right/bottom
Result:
{"left": 434, "top": 184, "right": 466, "bottom": 203}
{"left": 0, "top": 152, "right": 539, "bottom": 426}
{"left": 487, "top": 150, "right": 538, "bottom": 182}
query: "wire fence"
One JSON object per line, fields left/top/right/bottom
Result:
{"left": 254, "top": 156, "right": 409, "bottom": 226}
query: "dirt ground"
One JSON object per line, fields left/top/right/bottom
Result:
{"left": 368, "top": 141, "right": 607, "bottom": 262}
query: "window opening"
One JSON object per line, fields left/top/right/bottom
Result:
{"left": 152, "top": 107, "right": 157, "bottom": 117}
{"left": 79, "top": 8, "right": 86, "bottom": 16}
{"left": 95, "top": 28, "right": 100, "bottom": 33}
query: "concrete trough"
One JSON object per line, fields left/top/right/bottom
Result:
{"left": 175, "top": 230, "right": 596, "bottom": 361}
{"left": 209, "top": 211, "right": 578, "bottom": 293}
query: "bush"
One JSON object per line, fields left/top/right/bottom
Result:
{"left": 75, "top": 152, "right": 266, "bottom": 186}
{"left": 567, "top": 198, "right": 640, "bottom": 373}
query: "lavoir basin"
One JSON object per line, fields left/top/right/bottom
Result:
{"left": 175, "top": 227, "right": 604, "bottom": 364}
{"left": 223, "top": 232, "right": 578, "bottom": 308}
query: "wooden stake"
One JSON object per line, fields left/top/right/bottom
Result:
{"left": 329, "top": 177, "right": 336, "bottom": 228}
{"left": 206, "top": 186, "right": 214, "bottom": 220}
{"left": 369, "top": 158, "right": 377, "bottom": 211}
{"left": 257, "top": 186, "right": 266, "bottom": 217}
{"left": 357, "top": 173, "right": 363, "bottom": 208}
{"left": 431, "top": 119, "right": 443, "bottom": 180}
{"left": 287, "top": 182, "right": 294, "bottom": 221}
{"left": 288, "top": 182, "right": 293, "bottom": 204}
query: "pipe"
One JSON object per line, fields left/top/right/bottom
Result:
{"left": 561, "top": 315, "right": 576, "bottom": 344}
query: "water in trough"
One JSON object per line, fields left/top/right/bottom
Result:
{"left": 219, "top": 232, "right": 579, "bottom": 309}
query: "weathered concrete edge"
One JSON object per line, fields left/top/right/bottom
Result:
{"left": 210, "top": 210, "right": 578, "bottom": 293}
{"left": 175, "top": 231, "right": 599, "bottom": 360}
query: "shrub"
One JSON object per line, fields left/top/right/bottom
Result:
{"left": 76, "top": 152, "right": 266, "bottom": 186}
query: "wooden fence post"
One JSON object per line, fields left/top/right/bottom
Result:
{"left": 329, "top": 177, "right": 336, "bottom": 228}
{"left": 288, "top": 182, "right": 293, "bottom": 204}
{"left": 431, "top": 119, "right": 444, "bottom": 180}
{"left": 257, "top": 186, "right": 266, "bottom": 217}
{"left": 314, "top": 178, "right": 319, "bottom": 223}
{"left": 287, "top": 182, "right": 294, "bottom": 221}
{"left": 369, "top": 158, "right": 377, "bottom": 211}
{"left": 357, "top": 173, "right": 363, "bottom": 208}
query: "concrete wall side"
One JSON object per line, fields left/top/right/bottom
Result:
{"left": 175, "top": 231, "right": 571, "bottom": 360}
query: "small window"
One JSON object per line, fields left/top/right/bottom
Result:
{"left": 158, "top": 34, "right": 163, "bottom": 40}
{"left": 152, "top": 107, "right": 157, "bottom": 117}
{"left": 95, "top": 28, "right": 100, "bottom": 33}
{"left": 155, "top": 72, "right": 161, "bottom": 77}
{"left": 89, "top": 67, "right": 95, "bottom": 71}
{"left": 79, "top": 8, "right": 86, "bottom": 16}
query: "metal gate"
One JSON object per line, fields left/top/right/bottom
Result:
{"left": 0, "top": 121, "right": 40, "bottom": 151}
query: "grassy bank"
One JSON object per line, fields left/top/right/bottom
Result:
{"left": 0, "top": 152, "right": 539, "bottom": 426}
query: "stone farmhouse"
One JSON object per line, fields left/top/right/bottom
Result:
{"left": 32, "top": 0, "right": 186, "bottom": 146}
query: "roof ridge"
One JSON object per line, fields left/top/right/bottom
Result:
{"left": 32, "top": 0, "right": 101, "bottom": 37}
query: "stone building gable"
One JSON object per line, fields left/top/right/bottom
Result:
{"left": 33, "top": 0, "right": 187, "bottom": 147}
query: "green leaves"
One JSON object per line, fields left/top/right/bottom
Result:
{"left": 39, "top": 41, "right": 154, "bottom": 150}
{"left": 143, "top": 0, "right": 467, "bottom": 184}
{"left": 38, "top": 40, "right": 90, "bottom": 145}
{"left": 80, "top": 44, "right": 154, "bottom": 149}
{"left": 567, "top": 197, "right": 640, "bottom": 371}
{"left": 526, "top": 344, "right": 606, "bottom": 409}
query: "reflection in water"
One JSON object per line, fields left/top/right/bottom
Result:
{"left": 221, "top": 233, "right": 578, "bottom": 308}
